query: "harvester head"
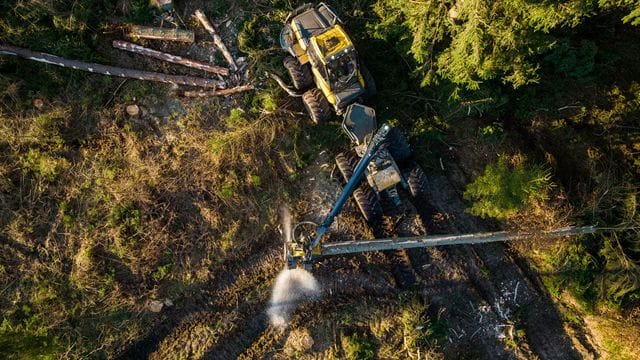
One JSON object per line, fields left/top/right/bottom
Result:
{"left": 281, "top": 207, "right": 322, "bottom": 269}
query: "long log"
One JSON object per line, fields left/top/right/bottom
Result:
{"left": 128, "top": 25, "right": 194, "bottom": 42}
{"left": 0, "top": 45, "right": 224, "bottom": 88}
{"left": 112, "top": 40, "right": 229, "bottom": 76}
{"left": 183, "top": 84, "right": 254, "bottom": 97}
{"left": 194, "top": 10, "right": 237, "bottom": 71}
{"left": 320, "top": 226, "right": 598, "bottom": 256}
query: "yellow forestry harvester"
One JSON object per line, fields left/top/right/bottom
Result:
{"left": 280, "top": 2, "right": 376, "bottom": 123}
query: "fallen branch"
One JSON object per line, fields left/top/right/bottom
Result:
{"left": 183, "top": 84, "right": 254, "bottom": 97}
{"left": 0, "top": 44, "right": 224, "bottom": 88}
{"left": 266, "top": 72, "right": 303, "bottom": 97}
{"left": 128, "top": 25, "right": 194, "bottom": 42}
{"left": 112, "top": 40, "right": 229, "bottom": 76}
{"left": 194, "top": 9, "right": 237, "bottom": 71}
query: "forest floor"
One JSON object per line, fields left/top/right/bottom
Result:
{"left": 1, "top": 1, "right": 639, "bottom": 359}
{"left": 114, "top": 148, "right": 581, "bottom": 359}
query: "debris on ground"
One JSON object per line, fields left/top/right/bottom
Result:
{"left": 149, "top": 300, "right": 165, "bottom": 313}
{"left": 1, "top": 7, "right": 254, "bottom": 97}
{"left": 0, "top": 45, "right": 224, "bottom": 88}
{"left": 126, "top": 104, "right": 140, "bottom": 116}
{"left": 194, "top": 9, "right": 238, "bottom": 71}
{"left": 128, "top": 25, "right": 195, "bottom": 42}
{"left": 112, "top": 40, "right": 229, "bottom": 75}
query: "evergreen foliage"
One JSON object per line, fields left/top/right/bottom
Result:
{"left": 464, "top": 157, "right": 553, "bottom": 219}
{"left": 372, "top": 0, "right": 640, "bottom": 96}
{"left": 340, "top": 331, "right": 376, "bottom": 360}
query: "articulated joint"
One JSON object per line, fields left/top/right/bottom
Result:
{"left": 308, "top": 123, "right": 392, "bottom": 252}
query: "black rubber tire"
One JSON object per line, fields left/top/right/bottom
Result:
{"left": 407, "top": 164, "right": 429, "bottom": 198}
{"left": 353, "top": 186, "right": 383, "bottom": 222}
{"left": 302, "top": 88, "right": 332, "bottom": 124}
{"left": 283, "top": 56, "right": 313, "bottom": 90}
{"left": 387, "top": 128, "right": 412, "bottom": 165}
{"left": 360, "top": 63, "right": 377, "bottom": 98}
{"left": 336, "top": 151, "right": 382, "bottom": 222}
{"left": 335, "top": 152, "right": 356, "bottom": 182}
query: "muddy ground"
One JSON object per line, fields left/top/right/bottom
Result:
{"left": 112, "top": 145, "right": 600, "bottom": 359}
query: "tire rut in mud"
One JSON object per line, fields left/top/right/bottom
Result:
{"left": 329, "top": 152, "right": 526, "bottom": 357}
{"left": 400, "top": 188, "right": 522, "bottom": 358}
{"left": 115, "top": 237, "right": 282, "bottom": 359}
{"left": 417, "top": 171, "right": 583, "bottom": 359}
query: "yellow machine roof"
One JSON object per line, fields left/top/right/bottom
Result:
{"left": 312, "top": 25, "right": 353, "bottom": 60}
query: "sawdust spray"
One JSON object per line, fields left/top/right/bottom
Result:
{"left": 267, "top": 268, "right": 320, "bottom": 328}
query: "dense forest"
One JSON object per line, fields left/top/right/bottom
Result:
{"left": 1, "top": 0, "right": 639, "bottom": 358}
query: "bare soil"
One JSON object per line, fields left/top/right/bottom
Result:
{"left": 114, "top": 145, "right": 600, "bottom": 359}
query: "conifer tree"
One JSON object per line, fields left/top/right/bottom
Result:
{"left": 373, "top": 0, "right": 640, "bottom": 93}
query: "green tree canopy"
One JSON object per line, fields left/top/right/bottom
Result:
{"left": 372, "top": 0, "right": 640, "bottom": 94}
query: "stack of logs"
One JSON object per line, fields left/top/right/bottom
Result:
{"left": 0, "top": 9, "right": 252, "bottom": 97}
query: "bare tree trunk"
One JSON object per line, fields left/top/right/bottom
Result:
{"left": 266, "top": 72, "right": 303, "bottom": 97}
{"left": 183, "top": 84, "right": 254, "bottom": 97}
{"left": 322, "top": 226, "right": 598, "bottom": 256}
{"left": 112, "top": 40, "right": 229, "bottom": 76}
{"left": 194, "top": 10, "right": 238, "bottom": 71}
{"left": 0, "top": 45, "right": 224, "bottom": 88}
{"left": 128, "top": 25, "right": 194, "bottom": 42}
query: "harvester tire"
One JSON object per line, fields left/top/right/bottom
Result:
{"left": 407, "top": 164, "right": 429, "bottom": 198}
{"left": 387, "top": 128, "right": 411, "bottom": 165}
{"left": 353, "top": 186, "right": 382, "bottom": 222}
{"left": 302, "top": 88, "right": 332, "bottom": 124}
{"left": 335, "top": 152, "right": 356, "bottom": 182}
{"left": 283, "top": 56, "right": 313, "bottom": 90}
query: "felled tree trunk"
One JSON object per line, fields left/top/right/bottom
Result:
{"left": 183, "top": 84, "right": 254, "bottom": 97}
{"left": 194, "top": 10, "right": 238, "bottom": 71}
{"left": 128, "top": 25, "right": 194, "bottom": 42}
{"left": 112, "top": 40, "right": 229, "bottom": 75}
{"left": 0, "top": 44, "right": 224, "bottom": 88}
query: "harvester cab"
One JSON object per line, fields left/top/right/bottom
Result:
{"left": 280, "top": 3, "right": 376, "bottom": 123}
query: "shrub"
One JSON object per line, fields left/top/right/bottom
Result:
{"left": 109, "top": 202, "right": 142, "bottom": 258}
{"left": 400, "top": 299, "right": 431, "bottom": 353}
{"left": 226, "top": 108, "right": 246, "bottom": 127}
{"left": 340, "top": 331, "right": 375, "bottom": 360}
{"left": 22, "top": 149, "right": 69, "bottom": 182}
{"left": 464, "top": 156, "right": 553, "bottom": 219}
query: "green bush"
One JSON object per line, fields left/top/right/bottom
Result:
{"left": 464, "top": 156, "right": 553, "bottom": 219}
{"left": 226, "top": 108, "right": 246, "bottom": 127}
{"left": 22, "top": 149, "right": 69, "bottom": 182}
{"left": 544, "top": 238, "right": 599, "bottom": 308}
{"left": 109, "top": 202, "right": 142, "bottom": 236}
{"left": 340, "top": 331, "right": 375, "bottom": 360}
{"left": 109, "top": 202, "right": 142, "bottom": 257}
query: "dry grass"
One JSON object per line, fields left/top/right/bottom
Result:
{"left": 507, "top": 190, "right": 575, "bottom": 255}
{"left": 0, "top": 80, "right": 298, "bottom": 357}
{"left": 584, "top": 314, "right": 640, "bottom": 359}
